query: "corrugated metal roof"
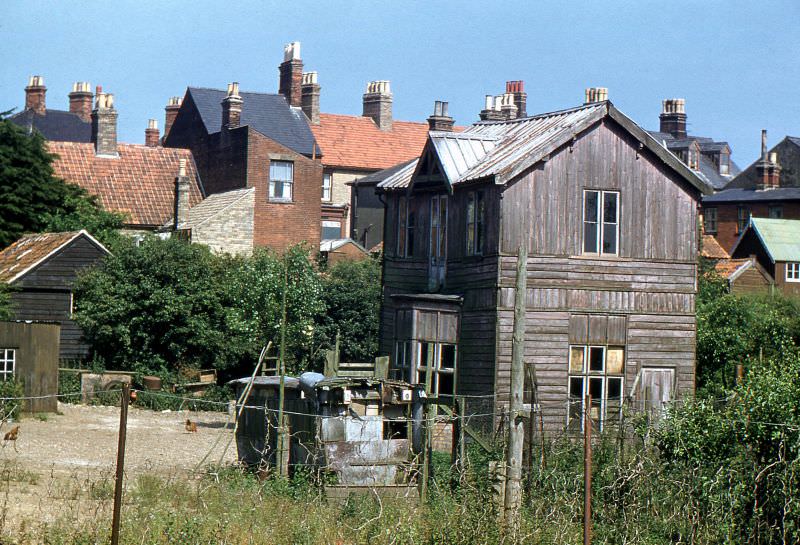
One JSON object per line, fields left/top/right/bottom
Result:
{"left": 429, "top": 132, "right": 498, "bottom": 183}
{"left": 747, "top": 218, "right": 800, "bottom": 263}
{"left": 377, "top": 158, "right": 418, "bottom": 190}
{"left": 455, "top": 102, "right": 607, "bottom": 184}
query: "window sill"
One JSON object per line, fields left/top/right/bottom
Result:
{"left": 268, "top": 199, "right": 294, "bottom": 204}
{"left": 575, "top": 253, "right": 620, "bottom": 260}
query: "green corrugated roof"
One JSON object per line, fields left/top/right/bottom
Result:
{"left": 750, "top": 218, "right": 800, "bottom": 263}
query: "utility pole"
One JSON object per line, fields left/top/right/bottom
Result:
{"left": 584, "top": 393, "right": 593, "bottom": 545}
{"left": 276, "top": 259, "right": 289, "bottom": 477}
{"left": 503, "top": 243, "right": 527, "bottom": 531}
{"left": 111, "top": 382, "right": 130, "bottom": 545}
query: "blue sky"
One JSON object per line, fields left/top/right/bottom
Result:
{"left": 1, "top": 0, "right": 798, "bottom": 166}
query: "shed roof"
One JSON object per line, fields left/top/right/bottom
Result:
{"left": 701, "top": 235, "right": 730, "bottom": 259}
{"left": 186, "top": 87, "right": 320, "bottom": 158}
{"left": 733, "top": 218, "right": 800, "bottom": 263}
{"left": 377, "top": 158, "right": 418, "bottom": 190}
{"left": 0, "top": 230, "right": 109, "bottom": 284}
{"left": 320, "top": 238, "right": 368, "bottom": 253}
{"left": 8, "top": 108, "right": 92, "bottom": 143}
{"left": 311, "top": 113, "right": 429, "bottom": 171}
{"left": 49, "top": 142, "right": 204, "bottom": 227}
{"left": 347, "top": 159, "right": 417, "bottom": 187}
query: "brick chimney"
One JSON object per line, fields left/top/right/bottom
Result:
{"left": 584, "top": 87, "right": 608, "bottom": 104}
{"left": 660, "top": 98, "right": 687, "bottom": 138}
{"left": 301, "top": 71, "right": 320, "bottom": 124}
{"left": 479, "top": 95, "right": 505, "bottom": 121}
{"left": 174, "top": 158, "right": 191, "bottom": 230}
{"left": 91, "top": 88, "right": 118, "bottom": 157}
{"left": 68, "top": 82, "right": 93, "bottom": 122}
{"left": 506, "top": 81, "right": 527, "bottom": 117}
{"left": 363, "top": 80, "right": 393, "bottom": 131}
{"left": 500, "top": 93, "right": 518, "bottom": 120}
{"left": 163, "top": 96, "right": 182, "bottom": 141}
{"left": 755, "top": 130, "right": 781, "bottom": 190}
{"left": 145, "top": 119, "right": 160, "bottom": 147}
{"left": 221, "top": 82, "right": 243, "bottom": 130}
{"left": 25, "top": 75, "right": 46, "bottom": 115}
{"left": 427, "top": 100, "right": 454, "bottom": 132}
{"left": 279, "top": 41, "right": 303, "bottom": 107}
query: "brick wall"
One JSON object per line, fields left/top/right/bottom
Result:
{"left": 706, "top": 202, "right": 800, "bottom": 251}
{"left": 247, "top": 129, "right": 322, "bottom": 251}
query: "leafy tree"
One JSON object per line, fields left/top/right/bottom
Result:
{"left": 317, "top": 257, "right": 382, "bottom": 362}
{"left": 0, "top": 283, "right": 12, "bottom": 321}
{"left": 0, "top": 114, "right": 124, "bottom": 248}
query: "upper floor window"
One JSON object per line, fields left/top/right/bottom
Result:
{"left": 787, "top": 263, "right": 800, "bottom": 283}
{"left": 719, "top": 151, "right": 730, "bottom": 175}
{"left": 737, "top": 206, "right": 750, "bottom": 234}
{"left": 0, "top": 349, "right": 15, "bottom": 381}
{"left": 321, "top": 220, "right": 341, "bottom": 240}
{"left": 465, "top": 191, "right": 485, "bottom": 256}
{"left": 397, "top": 196, "right": 415, "bottom": 258}
{"left": 583, "top": 190, "right": 619, "bottom": 255}
{"left": 322, "top": 173, "right": 332, "bottom": 202}
{"left": 688, "top": 148, "right": 699, "bottom": 170}
{"left": 769, "top": 206, "right": 783, "bottom": 219}
{"left": 430, "top": 195, "right": 447, "bottom": 263}
{"left": 269, "top": 161, "right": 293, "bottom": 202}
{"left": 703, "top": 207, "right": 718, "bottom": 234}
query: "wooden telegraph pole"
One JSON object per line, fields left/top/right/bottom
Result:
{"left": 111, "top": 382, "right": 130, "bottom": 545}
{"left": 584, "top": 393, "right": 593, "bottom": 545}
{"left": 503, "top": 244, "right": 527, "bottom": 530}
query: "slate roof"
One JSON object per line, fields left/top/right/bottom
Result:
{"left": 703, "top": 187, "right": 800, "bottom": 203}
{"left": 48, "top": 142, "right": 204, "bottom": 227}
{"left": 311, "top": 113, "right": 429, "bottom": 171}
{"left": 176, "top": 188, "right": 254, "bottom": 229}
{"left": 733, "top": 218, "right": 800, "bottom": 263}
{"left": 186, "top": 87, "right": 320, "bottom": 158}
{"left": 701, "top": 235, "right": 730, "bottom": 259}
{"left": 647, "top": 131, "right": 739, "bottom": 190}
{"left": 8, "top": 109, "right": 92, "bottom": 143}
{"left": 0, "top": 230, "right": 109, "bottom": 284}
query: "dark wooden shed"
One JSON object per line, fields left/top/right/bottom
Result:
{"left": 0, "top": 321, "right": 60, "bottom": 413}
{"left": 0, "top": 230, "right": 110, "bottom": 362}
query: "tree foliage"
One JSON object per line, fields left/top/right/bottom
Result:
{"left": 0, "top": 283, "right": 12, "bottom": 321}
{"left": 317, "top": 256, "right": 382, "bottom": 362}
{"left": 0, "top": 114, "right": 124, "bottom": 249}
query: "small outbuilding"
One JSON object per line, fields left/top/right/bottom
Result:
{"left": 0, "top": 321, "right": 60, "bottom": 413}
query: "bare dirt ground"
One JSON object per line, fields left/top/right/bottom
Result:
{"left": 0, "top": 402, "right": 238, "bottom": 533}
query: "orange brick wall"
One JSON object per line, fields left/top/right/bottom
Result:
{"left": 247, "top": 129, "right": 322, "bottom": 251}
{"left": 706, "top": 202, "right": 800, "bottom": 252}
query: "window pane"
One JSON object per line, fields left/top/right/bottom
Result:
{"left": 589, "top": 346, "right": 604, "bottom": 372}
{"left": 476, "top": 194, "right": 485, "bottom": 254}
{"left": 583, "top": 223, "right": 598, "bottom": 253}
{"left": 603, "top": 192, "right": 617, "bottom": 223}
{"left": 606, "top": 377, "right": 623, "bottom": 427}
{"left": 397, "top": 197, "right": 407, "bottom": 256}
{"left": 321, "top": 221, "right": 341, "bottom": 240}
{"left": 440, "top": 344, "right": 456, "bottom": 370}
{"left": 407, "top": 212, "right": 415, "bottom": 256}
{"left": 584, "top": 191, "right": 599, "bottom": 221}
{"left": 438, "top": 372, "right": 454, "bottom": 396}
{"left": 606, "top": 347, "right": 625, "bottom": 374}
{"left": 569, "top": 346, "right": 585, "bottom": 373}
{"left": 569, "top": 377, "right": 584, "bottom": 399}
{"left": 589, "top": 377, "right": 603, "bottom": 423}
{"left": 602, "top": 223, "right": 617, "bottom": 254}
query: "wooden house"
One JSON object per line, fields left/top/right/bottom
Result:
{"left": 731, "top": 218, "right": 800, "bottom": 297}
{"left": 377, "top": 94, "right": 711, "bottom": 431}
{"left": 713, "top": 258, "right": 774, "bottom": 295}
{"left": 0, "top": 231, "right": 110, "bottom": 361}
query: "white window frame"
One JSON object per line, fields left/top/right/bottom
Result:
{"left": 787, "top": 262, "right": 800, "bottom": 283}
{"left": 582, "top": 190, "right": 619, "bottom": 256}
{"left": 322, "top": 173, "right": 332, "bottom": 202}
{"left": 703, "top": 207, "right": 717, "bottom": 234}
{"left": 567, "top": 345, "right": 625, "bottom": 432}
{"left": 0, "top": 349, "right": 16, "bottom": 381}
{"left": 269, "top": 161, "right": 294, "bottom": 202}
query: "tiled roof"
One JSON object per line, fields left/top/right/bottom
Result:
{"left": 7, "top": 109, "right": 92, "bottom": 143}
{"left": 701, "top": 235, "right": 730, "bottom": 259}
{"left": 178, "top": 188, "right": 254, "bottom": 229}
{"left": 311, "top": 114, "right": 430, "bottom": 171}
{"left": 714, "top": 258, "right": 754, "bottom": 280}
{"left": 0, "top": 230, "right": 108, "bottom": 284}
{"left": 186, "top": 87, "right": 320, "bottom": 158}
{"left": 48, "top": 142, "right": 204, "bottom": 227}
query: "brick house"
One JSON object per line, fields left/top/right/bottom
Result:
{"left": 703, "top": 133, "right": 800, "bottom": 252}
{"left": 730, "top": 218, "right": 800, "bottom": 296}
{"left": 164, "top": 75, "right": 323, "bottom": 252}
{"left": 377, "top": 90, "right": 711, "bottom": 431}
{"left": 8, "top": 76, "right": 204, "bottom": 233}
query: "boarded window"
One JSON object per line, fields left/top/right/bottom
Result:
{"left": 639, "top": 368, "right": 675, "bottom": 421}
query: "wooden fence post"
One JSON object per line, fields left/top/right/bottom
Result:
{"left": 110, "top": 383, "right": 130, "bottom": 545}
{"left": 584, "top": 393, "right": 592, "bottom": 545}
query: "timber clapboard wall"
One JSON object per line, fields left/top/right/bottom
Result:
{"left": 378, "top": 99, "right": 710, "bottom": 431}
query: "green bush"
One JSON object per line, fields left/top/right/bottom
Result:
{"left": 0, "top": 379, "right": 25, "bottom": 421}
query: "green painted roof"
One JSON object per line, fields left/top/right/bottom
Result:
{"left": 749, "top": 218, "right": 800, "bottom": 263}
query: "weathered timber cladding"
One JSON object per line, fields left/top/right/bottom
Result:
{"left": 0, "top": 321, "right": 60, "bottom": 412}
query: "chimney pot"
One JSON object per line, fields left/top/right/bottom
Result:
{"left": 427, "top": 100, "right": 454, "bottom": 132}
{"left": 91, "top": 88, "right": 118, "bottom": 156}
{"left": 301, "top": 71, "right": 321, "bottom": 124}
{"left": 363, "top": 79, "right": 393, "bottom": 130}
{"left": 163, "top": 96, "right": 182, "bottom": 143}
{"left": 145, "top": 119, "right": 160, "bottom": 147}
{"left": 222, "top": 82, "right": 243, "bottom": 130}
{"left": 659, "top": 98, "right": 687, "bottom": 138}
{"left": 68, "top": 81, "right": 93, "bottom": 122}
{"left": 756, "top": 130, "right": 781, "bottom": 190}
{"left": 24, "top": 75, "right": 47, "bottom": 115}
{"left": 584, "top": 87, "right": 608, "bottom": 104}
